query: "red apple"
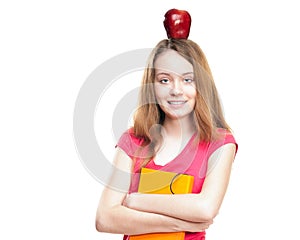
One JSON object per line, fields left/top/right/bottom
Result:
{"left": 163, "top": 9, "right": 192, "bottom": 39}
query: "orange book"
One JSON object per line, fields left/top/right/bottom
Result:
{"left": 130, "top": 168, "right": 194, "bottom": 240}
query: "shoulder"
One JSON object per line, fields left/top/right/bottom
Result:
{"left": 208, "top": 128, "right": 238, "bottom": 156}
{"left": 216, "top": 128, "right": 237, "bottom": 142}
{"left": 116, "top": 128, "right": 145, "bottom": 157}
{"left": 118, "top": 128, "right": 145, "bottom": 145}
{"left": 217, "top": 128, "right": 237, "bottom": 143}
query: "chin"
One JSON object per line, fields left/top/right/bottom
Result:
{"left": 165, "top": 112, "right": 194, "bottom": 121}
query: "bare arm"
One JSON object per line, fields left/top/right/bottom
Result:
{"left": 124, "top": 143, "right": 236, "bottom": 222}
{"left": 95, "top": 147, "right": 212, "bottom": 235}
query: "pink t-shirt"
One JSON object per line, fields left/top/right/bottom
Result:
{"left": 117, "top": 128, "right": 238, "bottom": 240}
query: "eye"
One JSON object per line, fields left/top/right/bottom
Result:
{"left": 159, "top": 78, "right": 170, "bottom": 84}
{"left": 183, "top": 78, "right": 194, "bottom": 83}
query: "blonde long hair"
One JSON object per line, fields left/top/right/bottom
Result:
{"left": 133, "top": 39, "right": 231, "bottom": 162}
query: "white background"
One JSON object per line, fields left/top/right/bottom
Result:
{"left": 1, "top": 0, "right": 299, "bottom": 239}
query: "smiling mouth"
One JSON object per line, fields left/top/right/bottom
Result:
{"left": 167, "top": 101, "right": 187, "bottom": 105}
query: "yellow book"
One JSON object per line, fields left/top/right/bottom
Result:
{"left": 130, "top": 168, "right": 194, "bottom": 240}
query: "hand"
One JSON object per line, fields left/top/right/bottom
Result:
{"left": 123, "top": 193, "right": 136, "bottom": 208}
{"left": 122, "top": 194, "right": 129, "bottom": 207}
{"left": 179, "top": 219, "right": 213, "bottom": 233}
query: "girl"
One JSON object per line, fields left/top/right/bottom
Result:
{"left": 96, "top": 38, "right": 238, "bottom": 240}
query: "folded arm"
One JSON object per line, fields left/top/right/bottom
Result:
{"left": 124, "top": 143, "right": 237, "bottom": 223}
{"left": 95, "top": 147, "right": 212, "bottom": 235}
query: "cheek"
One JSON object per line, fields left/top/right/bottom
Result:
{"left": 185, "top": 86, "right": 197, "bottom": 98}
{"left": 185, "top": 87, "right": 197, "bottom": 108}
{"left": 154, "top": 85, "right": 169, "bottom": 100}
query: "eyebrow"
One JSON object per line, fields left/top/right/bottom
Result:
{"left": 156, "top": 72, "right": 194, "bottom": 77}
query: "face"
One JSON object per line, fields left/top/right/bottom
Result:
{"left": 154, "top": 49, "right": 196, "bottom": 121}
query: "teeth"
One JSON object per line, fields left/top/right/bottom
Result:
{"left": 168, "top": 101, "right": 185, "bottom": 105}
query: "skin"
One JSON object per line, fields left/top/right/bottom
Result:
{"left": 95, "top": 50, "right": 236, "bottom": 235}
{"left": 153, "top": 50, "right": 197, "bottom": 165}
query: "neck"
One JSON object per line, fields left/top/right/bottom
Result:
{"left": 162, "top": 114, "right": 196, "bottom": 139}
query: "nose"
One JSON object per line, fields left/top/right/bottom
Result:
{"left": 169, "top": 79, "right": 183, "bottom": 96}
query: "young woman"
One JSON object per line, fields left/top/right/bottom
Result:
{"left": 95, "top": 38, "right": 238, "bottom": 240}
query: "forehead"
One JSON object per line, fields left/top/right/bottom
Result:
{"left": 154, "top": 50, "right": 193, "bottom": 75}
